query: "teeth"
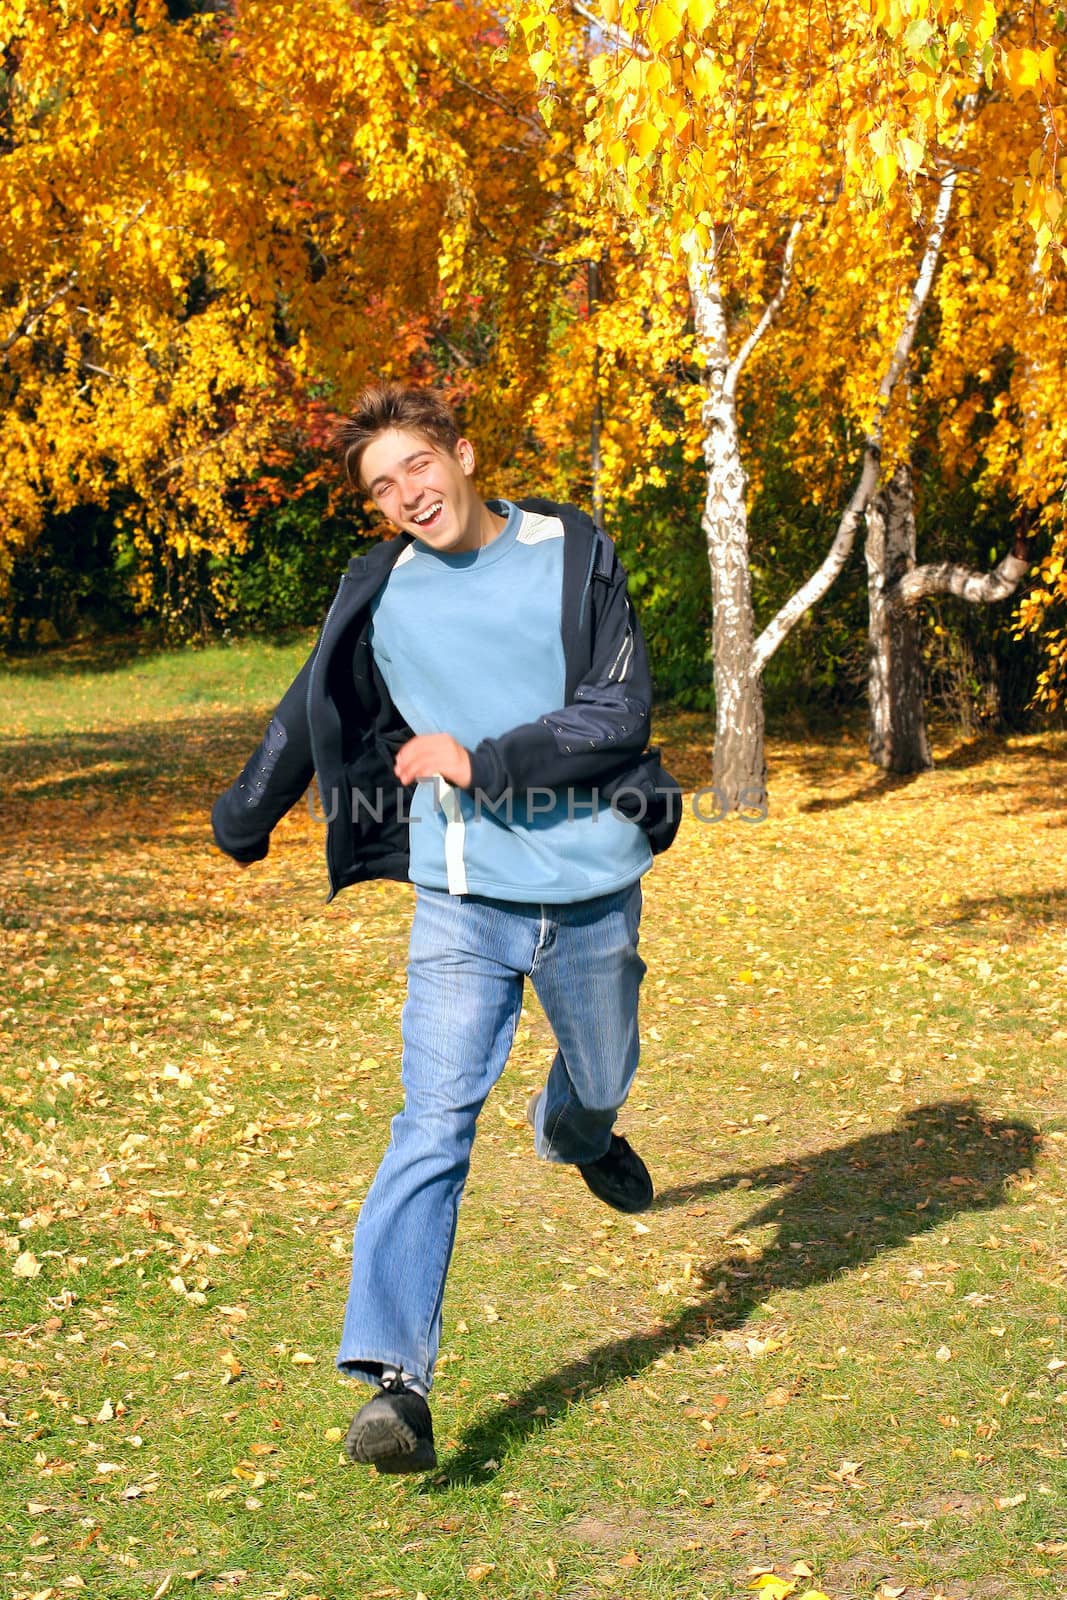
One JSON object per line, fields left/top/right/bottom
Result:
{"left": 413, "top": 502, "right": 442, "bottom": 525}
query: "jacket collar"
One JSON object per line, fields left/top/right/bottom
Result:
{"left": 345, "top": 533, "right": 414, "bottom": 582}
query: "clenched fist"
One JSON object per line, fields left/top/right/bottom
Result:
{"left": 394, "top": 733, "right": 473, "bottom": 790}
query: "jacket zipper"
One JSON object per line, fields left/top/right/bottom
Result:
{"left": 307, "top": 572, "right": 349, "bottom": 899}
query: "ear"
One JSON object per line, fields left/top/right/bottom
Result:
{"left": 456, "top": 437, "right": 476, "bottom": 477}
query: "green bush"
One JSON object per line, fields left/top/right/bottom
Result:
{"left": 216, "top": 489, "right": 376, "bottom": 633}
{"left": 608, "top": 448, "right": 713, "bottom": 709}
{"left": 5, "top": 504, "right": 137, "bottom": 649}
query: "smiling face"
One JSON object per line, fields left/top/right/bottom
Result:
{"left": 360, "top": 427, "right": 496, "bottom": 554}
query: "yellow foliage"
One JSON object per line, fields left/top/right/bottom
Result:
{"left": 515, "top": 0, "right": 1064, "bottom": 267}
{"left": 511, "top": 0, "right": 1066, "bottom": 701}
{"left": 0, "top": 1, "right": 567, "bottom": 620}
{"left": 630, "top": 119, "right": 662, "bottom": 160}
{"left": 646, "top": 0, "right": 684, "bottom": 52}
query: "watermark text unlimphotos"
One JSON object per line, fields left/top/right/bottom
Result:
{"left": 306, "top": 783, "right": 767, "bottom": 826}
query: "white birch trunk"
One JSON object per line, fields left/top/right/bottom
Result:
{"left": 865, "top": 461, "right": 932, "bottom": 772}
{"left": 689, "top": 249, "right": 766, "bottom": 812}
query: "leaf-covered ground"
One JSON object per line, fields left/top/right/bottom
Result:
{"left": 1, "top": 640, "right": 1065, "bottom": 1600}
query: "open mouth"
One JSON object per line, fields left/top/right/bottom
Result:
{"left": 411, "top": 501, "right": 443, "bottom": 530}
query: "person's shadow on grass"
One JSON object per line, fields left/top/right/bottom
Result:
{"left": 433, "top": 1098, "right": 1038, "bottom": 1484}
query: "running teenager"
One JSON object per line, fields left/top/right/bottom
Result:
{"left": 211, "top": 384, "right": 680, "bottom": 1473}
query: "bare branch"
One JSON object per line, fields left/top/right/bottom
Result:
{"left": 752, "top": 453, "right": 882, "bottom": 674}
{"left": 571, "top": 0, "right": 647, "bottom": 57}
{"left": 752, "top": 163, "right": 961, "bottom": 674}
{"left": 866, "top": 166, "right": 958, "bottom": 448}
{"left": 0, "top": 271, "right": 78, "bottom": 357}
{"left": 1, "top": 198, "right": 151, "bottom": 359}
{"left": 431, "top": 331, "right": 472, "bottom": 370}
{"left": 118, "top": 196, "right": 153, "bottom": 242}
{"left": 447, "top": 71, "right": 546, "bottom": 136}
{"left": 153, "top": 421, "right": 240, "bottom": 483}
{"left": 894, "top": 549, "right": 1030, "bottom": 607}
{"left": 725, "top": 217, "right": 802, "bottom": 397}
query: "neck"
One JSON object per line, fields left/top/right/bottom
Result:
{"left": 457, "top": 498, "right": 507, "bottom": 553}
{"left": 480, "top": 501, "right": 508, "bottom": 545}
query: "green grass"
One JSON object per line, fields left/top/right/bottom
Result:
{"left": 0, "top": 632, "right": 315, "bottom": 734}
{"left": 1, "top": 641, "right": 1064, "bottom": 1600}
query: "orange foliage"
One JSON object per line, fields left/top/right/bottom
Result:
{"left": 0, "top": 0, "right": 560, "bottom": 616}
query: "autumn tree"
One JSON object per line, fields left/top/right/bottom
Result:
{"left": 0, "top": 0, "right": 563, "bottom": 633}
{"left": 515, "top": 0, "right": 1065, "bottom": 801}
{"left": 759, "top": 43, "right": 1062, "bottom": 769}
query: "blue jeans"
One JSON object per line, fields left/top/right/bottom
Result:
{"left": 337, "top": 881, "right": 645, "bottom": 1392}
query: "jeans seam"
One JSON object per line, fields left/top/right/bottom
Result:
{"left": 412, "top": 989, "right": 522, "bottom": 1381}
{"left": 416, "top": 1179, "right": 463, "bottom": 1382}
{"left": 529, "top": 903, "right": 552, "bottom": 975}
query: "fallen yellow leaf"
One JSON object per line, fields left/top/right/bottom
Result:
{"left": 747, "top": 1578, "right": 795, "bottom": 1599}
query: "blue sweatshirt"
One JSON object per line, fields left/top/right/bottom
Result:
{"left": 369, "top": 500, "right": 651, "bottom": 901}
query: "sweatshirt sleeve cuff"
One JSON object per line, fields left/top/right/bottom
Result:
{"left": 211, "top": 794, "right": 271, "bottom": 864}
{"left": 467, "top": 741, "right": 503, "bottom": 799}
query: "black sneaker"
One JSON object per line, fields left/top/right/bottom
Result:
{"left": 343, "top": 1375, "right": 437, "bottom": 1474}
{"left": 528, "top": 1090, "right": 653, "bottom": 1215}
{"left": 578, "top": 1134, "right": 654, "bottom": 1214}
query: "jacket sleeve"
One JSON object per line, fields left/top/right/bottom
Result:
{"left": 210, "top": 650, "right": 317, "bottom": 863}
{"left": 466, "top": 539, "right": 652, "bottom": 801}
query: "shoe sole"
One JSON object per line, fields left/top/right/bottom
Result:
{"left": 345, "top": 1415, "right": 437, "bottom": 1474}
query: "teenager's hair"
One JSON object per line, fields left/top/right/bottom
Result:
{"left": 333, "top": 384, "right": 461, "bottom": 489}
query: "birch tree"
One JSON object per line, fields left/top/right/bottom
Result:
{"left": 863, "top": 461, "right": 1032, "bottom": 770}
{"left": 515, "top": 0, "right": 1063, "bottom": 801}
{"left": 769, "top": 65, "right": 1060, "bottom": 761}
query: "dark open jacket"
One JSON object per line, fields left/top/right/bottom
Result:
{"left": 211, "top": 498, "right": 682, "bottom": 899}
